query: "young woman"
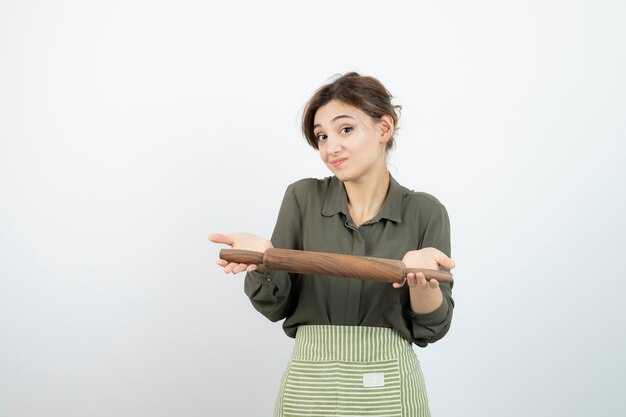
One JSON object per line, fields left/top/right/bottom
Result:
{"left": 210, "top": 72, "right": 456, "bottom": 417}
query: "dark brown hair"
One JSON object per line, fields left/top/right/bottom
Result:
{"left": 301, "top": 72, "right": 401, "bottom": 151}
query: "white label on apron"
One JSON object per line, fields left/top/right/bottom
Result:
{"left": 363, "top": 372, "right": 385, "bottom": 388}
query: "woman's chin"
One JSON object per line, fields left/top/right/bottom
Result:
{"left": 326, "top": 165, "right": 363, "bottom": 183}
{"left": 333, "top": 172, "right": 357, "bottom": 183}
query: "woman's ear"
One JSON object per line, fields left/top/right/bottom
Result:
{"left": 378, "top": 115, "right": 395, "bottom": 144}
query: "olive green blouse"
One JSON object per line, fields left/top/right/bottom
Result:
{"left": 244, "top": 174, "right": 454, "bottom": 347}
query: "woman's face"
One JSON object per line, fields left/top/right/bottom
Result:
{"left": 313, "top": 100, "right": 390, "bottom": 183}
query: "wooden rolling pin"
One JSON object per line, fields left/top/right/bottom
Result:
{"left": 219, "top": 248, "right": 453, "bottom": 284}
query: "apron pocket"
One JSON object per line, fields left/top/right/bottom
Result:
{"left": 282, "top": 359, "right": 402, "bottom": 417}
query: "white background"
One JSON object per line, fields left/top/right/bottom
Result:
{"left": 1, "top": 1, "right": 625, "bottom": 416}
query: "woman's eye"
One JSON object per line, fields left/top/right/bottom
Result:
{"left": 341, "top": 127, "right": 353, "bottom": 134}
{"left": 316, "top": 134, "right": 328, "bottom": 142}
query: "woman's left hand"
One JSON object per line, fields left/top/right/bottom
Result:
{"left": 393, "top": 248, "right": 455, "bottom": 292}
{"left": 393, "top": 247, "right": 456, "bottom": 287}
{"left": 392, "top": 247, "right": 455, "bottom": 313}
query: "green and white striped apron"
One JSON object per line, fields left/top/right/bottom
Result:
{"left": 274, "top": 325, "right": 431, "bottom": 417}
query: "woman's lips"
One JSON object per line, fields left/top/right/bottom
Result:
{"left": 330, "top": 157, "right": 347, "bottom": 167}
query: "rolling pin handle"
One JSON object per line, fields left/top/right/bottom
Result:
{"left": 219, "top": 249, "right": 266, "bottom": 273}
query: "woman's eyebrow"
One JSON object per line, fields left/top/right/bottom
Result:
{"left": 313, "top": 115, "right": 355, "bottom": 129}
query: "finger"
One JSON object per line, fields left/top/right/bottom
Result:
{"left": 428, "top": 278, "right": 440, "bottom": 289}
{"left": 393, "top": 276, "right": 407, "bottom": 288}
{"left": 216, "top": 259, "right": 228, "bottom": 267}
{"left": 408, "top": 273, "right": 428, "bottom": 290}
{"left": 416, "top": 273, "right": 428, "bottom": 289}
{"left": 405, "top": 273, "right": 414, "bottom": 288}
{"left": 232, "top": 263, "right": 248, "bottom": 274}
{"left": 439, "top": 256, "right": 456, "bottom": 269}
{"left": 224, "top": 262, "right": 238, "bottom": 274}
{"left": 247, "top": 264, "right": 258, "bottom": 272}
{"left": 208, "top": 233, "right": 235, "bottom": 245}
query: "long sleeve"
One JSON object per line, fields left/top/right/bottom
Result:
{"left": 243, "top": 183, "right": 302, "bottom": 322}
{"left": 404, "top": 202, "right": 455, "bottom": 347}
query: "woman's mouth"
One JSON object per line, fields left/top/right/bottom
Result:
{"left": 330, "top": 158, "right": 347, "bottom": 167}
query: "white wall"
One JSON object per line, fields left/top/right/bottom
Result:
{"left": 1, "top": 1, "right": 625, "bottom": 416}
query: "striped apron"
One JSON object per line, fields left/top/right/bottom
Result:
{"left": 274, "top": 325, "right": 431, "bottom": 417}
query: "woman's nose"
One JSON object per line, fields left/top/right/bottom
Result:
{"left": 326, "top": 135, "right": 341, "bottom": 154}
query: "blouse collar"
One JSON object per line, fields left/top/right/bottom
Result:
{"left": 321, "top": 174, "right": 404, "bottom": 223}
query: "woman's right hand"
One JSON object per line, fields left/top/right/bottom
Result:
{"left": 208, "top": 233, "right": 273, "bottom": 274}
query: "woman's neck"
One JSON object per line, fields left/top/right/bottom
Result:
{"left": 344, "top": 169, "right": 390, "bottom": 228}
